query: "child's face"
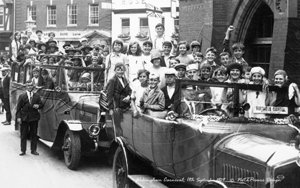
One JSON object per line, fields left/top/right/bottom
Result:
{"left": 42, "top": 58, "right": 48, "bottom": 64}
{"left": 163, "top": 45, "right": 171, "bottom": 55}
{"left": 143, "top": 44, "right": 152, "bottom": 54}
{"left": 74, "top": 59, "right": 80, "bottom": 66}
{"left": 115, "top": 67, "right": 125, "bottom": 77}
{"left": 187, "top": 69, "right": 197, "bottom": 79}
{"left": 49, "top": 33, "right": 55, "bottom": 39}
{"left": 92, "top": 59, "right": 98, "bottom": 65}
{"left": 165, "top": 75, "right": 176, "bottom": 85}
{"left": 149, "top": 77, "right": 159, "bottom": 89}
{"left": 205, "top": 51, "right": 216, "bottom": 63}
{"left": 230, "top": 69, "right": 241, "bottom": 80}
{"left": 152, "top": 59, "right": 161, "bottom": 68}
{"left": 215, "top": 72, "right": 227, "bottom": 82}
{"left": 41, "top": 46, "right": 46, "bottom": 51}
{"left": 220, "top": 55, "right": 230, "bottom": 65}
{"left": 194, "top": 56, "right": 203, "bottom": 62}
{"left": 252, "top": 73, "right": 263, "bottom": 84}
{"left": 201, "top": 68, "right": 211, "bottom": 79}
{"left": 130, "top": 44, "right": 138, "bottom": 55}
{"left": 138, "top": 72, "right": 148, "bottom": 83}
{"left": 103, "top": 51, "right": 108, "bottom": 56}
{"left": 33, "top": 72, "right": 39, "bottom": 78}
{"left": 169, "top": 60, "right": 179, "bottom": 68}
{"left": 113, "top": 43, "right": 122, "bottom": 52}
{"left": 274, "top": 75, "right": 285, "bottom": 87}
{"left": 177, "top": 68, "right": 186, "bottom": 78}
{"left": 75, "top": 52, "right": 81, "bottom": 55}
{"left": 155, "top": 26, "right": 164, "bottom": 36}
{"left": 179, "top": 44, "right": 187, "bottom": 55}
{"left": 192, "top": 46, "right": 200, "bottom": 53}
{"left": 244, "top": 71, "right": 251, "bottom": 80}
{"left": 49, "top": 58, "right": 55, "bottom": 63}
{"left": 233, "top": 48, "right": 244, "bottom": 59}
{"left": 81, "top": 41, "right": 88, "bottom": 46}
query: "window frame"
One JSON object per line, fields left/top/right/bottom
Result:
{"left": 89, "top": 4, "right": 99, "bottom": 26}
{"left": 0, "top": 6, "right": 4, "bottom": 26}
{"left": 47, "top": 5, "right": 57, "bottom": 27}
{"left": 139, "top": 18, "right": 148, "bottom": 34}
{"left": 67, "top": 4, "right": 78, "bottom": 26}
{"left": 121, "top": 18, "right": 130, "bottom": 34}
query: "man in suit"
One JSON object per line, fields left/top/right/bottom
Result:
{"left": 17, "top": 81, "right": 44, "bottom": 156}
{"left": 162, "top": 68, "right": 177, "bottom": 110}
{"left": 2, "top": 66, "right": 11, "bottom": 125}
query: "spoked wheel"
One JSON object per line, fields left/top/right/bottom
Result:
{"left": 113, "top": 146, "right": 132, "bottom": 188}
{"left": 63, "top": 129, "right": 81, "bottom": 170}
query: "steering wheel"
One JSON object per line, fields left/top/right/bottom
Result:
{"left": 198, "top": 108, "right": 228, "bottom": 117}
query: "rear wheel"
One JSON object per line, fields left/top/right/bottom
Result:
{"left": 113, "top": 146, "right": 132, "bottom": 188}
{"left": 63, "top": 129, "right": 81, "bottom": 170}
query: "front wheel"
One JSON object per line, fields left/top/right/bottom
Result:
{"left": 112, "top": 146, "right": 132, "bottom": 188}
{"left": 63, "top": 129, "right": 81, "bottom": 170}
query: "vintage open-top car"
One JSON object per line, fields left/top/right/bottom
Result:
{"left": 111, "top": 79, "right": 300, "bottom": 188}
{"left": 10, "top": 62, "right": 113, "bottom": 170}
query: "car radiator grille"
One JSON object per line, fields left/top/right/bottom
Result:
{"left": 222, "top": 164, "right": 259, "bottom": 188}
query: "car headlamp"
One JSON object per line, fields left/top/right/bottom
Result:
{"left": 88, "top": 124, "right": 100, "bottom": 137}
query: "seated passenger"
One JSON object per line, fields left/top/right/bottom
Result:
{"left": 245, "top": 67, "right": 268, "bottom": 118}
{"left": 210, "top": 66, "right": 228, "bottom": 110}
{"left": 67, "top": 57, "right": 83, "bottom": 88}
{"left": 131, "top": 69, "right": 150, "bottom": 116}
{"left": 140, "top": 73, "right": 165, "bottom": 113}
{"left": 107, "top": 63, "right": 132, "bottom": 116}
{"left": 268, "top": 70, "right": 300, "bottom": 118}
{"left": 179, "top": 85, "right": 203, "bottom": 118}
{"left": 161, "top": 68, "right": 177, "bottom": 110}
{"left": 41, "top": 69, "right": 54, "bottom": 89}
{"left": 78, "top": 73, "right": 91, "bottom": 91}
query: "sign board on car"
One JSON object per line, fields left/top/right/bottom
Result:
{"left": 253, "top": 106, "right": 288, "bottom": 114}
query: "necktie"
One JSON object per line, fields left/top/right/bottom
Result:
{"left": 30, "top": 92, "right": 33, "bottom": 104}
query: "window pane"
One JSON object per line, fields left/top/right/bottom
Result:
{"left": 121, "top": 18, "right": 130, "bottom": 34}
{"left": 89, "top": 4, "right": 99, "bottom": 24}
{"left": 47, "top": 6, "right": 56, "bottom": 25}
{"left": 68, "top": 5, "right": 77, "bottom": 25}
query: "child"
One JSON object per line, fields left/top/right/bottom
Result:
{"left": 174, "top": 63, "right": 186, "bottom": 79}
{"left": 141, "top": 41, "right": 153, "bottom": 65}
{"left": 190, "top": 41, "right": 201, "bottom": 59}
{"left": 153, "top": 23, "right": 167, "bottom": 52}
{"left": 148, "top": 50, "right": 167, "bottom": 89}
{"left": 219, "top": 52, "right": 230, "bottom": 67}
{"left": 169, "top": 57, "right": 180, "bottom": 68}
{"left": 161, "top": 68, "right": 177, "bottom": 110}
{"left": 176, "top": 41, "right": 193, "bottom": 65}
{"left": 211, "top": 66, "right": 228, "bottom": 82}
{"left": 223, "top": 25, "right": 248, "bottom": 70}
{"left": 193, "top": 52, "right": 204, "bottom": 63}
{"left": 31, "top": 67, "right": 39, "bottom": 86}
{"left": 106, "top": 63, "right": 132, "bottom": 116}
{"left": 244, "top": 66, "right": 252, "bottom": 83}
{"left": 161, "top": 41, "right": 174, "bottom": 68}
{"left": 127, "top": 41, "right": 146, "bottom": 83}
{"left": 105, "top": 39, "right": 128, "bottom": 85}
{"left": 186, "top": 63, "right": 199, "bottom": 80}
{"left": 199, "top": 63, "right": 212, "bottom": 81}
{"left": 140, "top": 72, "right": 165, "bottom": 113}
{"left": 203, "top": 47, "right": 219, "bottom": 73}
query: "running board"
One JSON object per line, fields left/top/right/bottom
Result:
{"left": 128, "top": 175, "right": 168, "bottom": 188}
{"left": 39, "top": 138, "right": 54, "bottom": 147}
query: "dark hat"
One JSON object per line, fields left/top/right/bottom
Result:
{"left": 65, "top": 47, "right": 76, "bottom": 53}
{"left": 227, "top": 63, "right": 243, "bottom": 74}
{"left": 155, "top": 23, "right": 165, "bottom": 30}
{"left": 32, "top": 67, "right": 39, "bottom": 73}
{"left": 48, "top": 32, "right": 55, "bottom": 37}
{"left": 37, "top": 43, "right": 47, "bottom": 50}
{"left": 63, "top": 43, "right": 71, "bottom": 49}
{"left": 46, "top": 39, "right": 57, "bottom": 46}
{"left": 174, "top": 63, "right": 187, "bottom": 70}
{"left": 205, "top": 47, "right": 217, "bottom": 54}
{"left": 150, "top": 50, "right": 162, "bottom": 62}
{"left": 162, "top": 41, "right": 172, "bottom": 47}
{"left": 143, "top": 40, "right": 153, "bottom": 47}
{"left": 191, "top": 41, "right": 201, "bottom": 48}
{"left": 41, "top": 69, "right": 49, "bottom": 75}
{"left": 29, "top": 39, "right": 36, "bottom": 45}
{"left": 81, "top": 45, "right": 93, "bottom": 51}
{"left": 36, "top": 30, "right": 43, "bottom": 34}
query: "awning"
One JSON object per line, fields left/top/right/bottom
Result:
{"left": 82, "top": 30, "right": 111, "bottom": 39}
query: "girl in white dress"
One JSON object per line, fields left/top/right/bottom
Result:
{"left": 127, "top": 41, "right": 146, "bottom": 83}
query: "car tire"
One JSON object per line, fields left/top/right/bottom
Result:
{"left": 63, "top": 129, "right": 81, "bottom": 170}
{"left": 113, "top": 146, "right": 133, "bottom": 188}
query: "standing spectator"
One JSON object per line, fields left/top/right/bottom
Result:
{"left": 35, "top": 30, "right": 45, "bottom": 44}
{"left": 141, "top": 41, "right": 153, "bottom": 65}
{"left": 17, "top": 81, "right": 44, "bottom": 156}
{"left": 203, "top": 47, "right": 219, "bottom": 73}
{"left": 161, "top": 41, "right": 174, "bottom": 68}
{"left": 153, "top": 23, "right": 167, "bottom": 52}
{"left": 25, "top": 29, "right": 33, "bottom": 40}
{"left": 48, "top": 32, "right": 56, "bottom": 41}
{"left": 174, "top": 63, "right": 186, "bottom": 79}
{"left": 104, "top": 39, "right": 128, "bottom": 85}
{"left": 219, "top": 52, "right": 230, "bottom": 67}
{"left": 190, "top": 41, "right": 201, "bottom": 59}
{"left": 162, "top": 68, "right": 177, "bottom": 110}
{"left": 19, "top": 34, "right": 29, "bottom": 52}
{"left": 11, "top": 31, "right": 21, "bottom": 62}
{"left": 148, "top": 50, "right": 167, "bottom": 89}
{"left": 2, "top": 66, "right": 11, "bottom": 125}
{"left": 176, "top": 41, "right": 193, "bottom": 65}
{"left": 127, "top": 41, "right": 145, "bottom": 83}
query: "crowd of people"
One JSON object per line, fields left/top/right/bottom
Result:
{"left": 0, "top": 24, "right": 299, "bottom": 124}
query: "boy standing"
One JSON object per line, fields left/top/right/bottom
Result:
{"left": 162, "top": 69, "right": 177, "bottom": 110}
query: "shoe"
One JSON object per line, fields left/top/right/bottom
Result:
{"left": 31, "top": 151, "right": 39, "bottom": 155}
{"left": 19, "top": 152, "right": 26, "bottom": 156}
{"left": 3, "top": 122, "right": 10, "bottom": 125}
{"left": 1, "top": 121, "right": 7, "bottom": 124}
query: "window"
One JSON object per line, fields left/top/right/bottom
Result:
{"left": 27, "top": 6, "right": 37, "bottom": 24}
{"left": 174, "top": 18, "right": 179, "bottom": 28}
{"left": 89, "top": 4, "right": 99, "bottom": 25}
{"left": 139, "top": 18, "right": 148, "bottom": 34}
{"left": 47, "top": 6, "right": 56, "bottom": 26}
{"left": 121, "top": 18, "right": 130, "bottom": 34}
{"left": 68, "top": 5, "right": 77, "bottom": 26}
{"left": 0, "top": 7, "right": 3, "bottom": 26}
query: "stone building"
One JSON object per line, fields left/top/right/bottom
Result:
{"left": 179, "top": 0, "right": 300, "bottom": 82}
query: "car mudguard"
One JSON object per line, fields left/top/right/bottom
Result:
{"left": 63, "top": 120, "right": 83, "bottom": 131}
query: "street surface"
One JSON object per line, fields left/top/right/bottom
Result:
{"left": 0, "top": 113, "right": 113, "bottom": 188}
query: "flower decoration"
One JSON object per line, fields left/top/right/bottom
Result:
{"left": 135, "top": 31, "right": 149, "bottom": 41}
{"left": 118, "top": 33, "right": 131, "bottom": 41}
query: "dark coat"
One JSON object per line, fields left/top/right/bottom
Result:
{"left": 2, "top": 75, "right": 10, "bottom": 98}
{"left": 106, "top": 74, "right": 132, "bottom": 110}
{"left": 16, "top": 92, "right": 44, "bottom": 122}
{"left": 161, "top": 86, "right": 175, "bottom": 110}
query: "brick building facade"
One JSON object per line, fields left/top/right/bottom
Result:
{"left": 14, "top": 0, "right": 112, "bottom": 48}
{"left": 0, "top": 0, "right": 13, "bottom": 54}
{"left": 179, "top": 0, "right": 300, "bottom": 83}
